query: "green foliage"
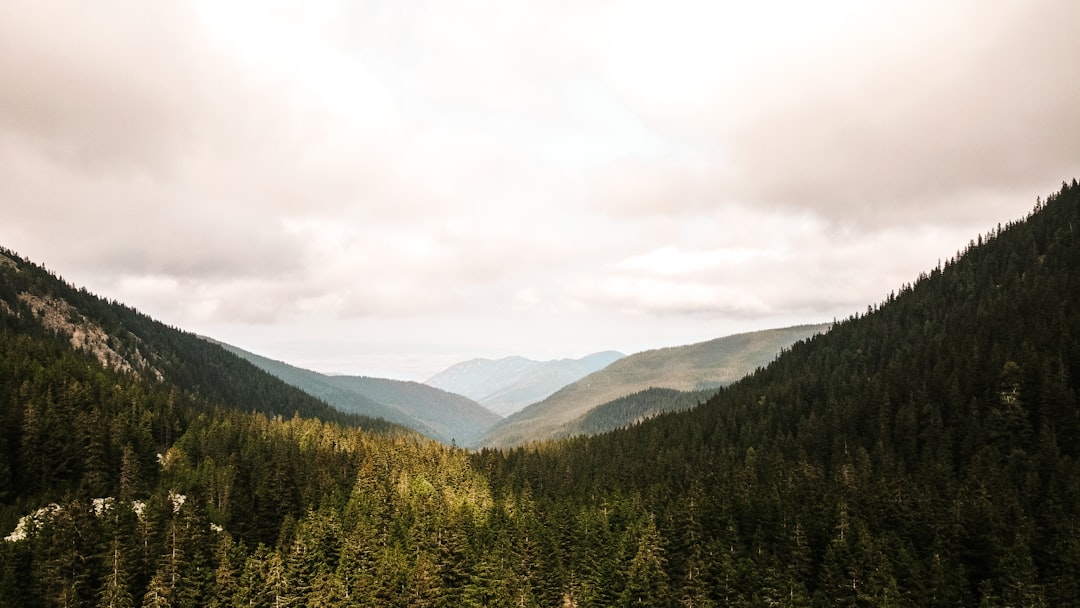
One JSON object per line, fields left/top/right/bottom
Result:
{"left": 568, "top": 387, "right": 711, "bottom": 437}
{"left": 0, "top": 249, "right": 400, "bottom": 432}
{"left": 3, "top": 179, "right": 1080, "bottom": 605}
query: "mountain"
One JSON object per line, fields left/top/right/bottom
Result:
{"left": 216, "top": 341, "right": 500, "bottom": 445}
{"left": 0, "top": 248, "right": 397, "bottom": 433}
{"left": 425, "top": 351, "right": 625, "bottom": 416}
{"left": 0, "top": 243, "right": 410, "bottom": 549}
{"left": 564, "top": 386, "right": 715, "bottom": 435}
{"left": 476, "top": 323, "right": 830, "bottom": 446}
{"left": 471, "top": 179, "right": 1080, "bottom": 605}
{"left": 3, "top": 180, "right": 1080, "bottom": 606}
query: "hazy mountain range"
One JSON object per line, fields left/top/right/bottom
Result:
{"left": 3, "top": 181, "right": 1079, "bottom": 604}
{"left": 212, "top": 341, "right": 500, "bottom": 445}
{"left": 424, "top": 351, "right": 625, "bottom": 416}
{"left": 215, "top": 327, "right": 828, "bottom": 447}
{"left": 476, "top": 323, "right": 831, "bottom": 446}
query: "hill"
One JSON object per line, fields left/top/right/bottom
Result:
{"left": 3, "top": 179, "right": 1080, "bottom": 607}
{"left": 476, "top": 323, "right": 830, "bottom": 446}
{"left": 0, "top": 244, "right": 411, "bottom": 553}
{"left": 425, "top": 351, "right": 624, "bottom": 416}
{"left": 474, "top": 179, "right": 1080, "bottom": 605}
{"left": 564, "top": 386, "right": 715, "bottom": 435}
{"left": 0, "top": 248, "right": 397, "bottom": 432}
{"left": 216, "top": 341, "right": 500, "bottom": 445}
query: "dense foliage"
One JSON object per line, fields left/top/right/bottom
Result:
{"left": 2, "top": 179, "right": 1079, "bottom": 606}
{"left": 564, "top": 386, "right": 711, "bottom": 438}
{"left": 478, "top": 180, "right": 1080, "bottom": 606}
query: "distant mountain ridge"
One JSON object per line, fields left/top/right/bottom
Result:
{"left": 425, "top": 351, "right": 625, "bottom": 416}
{"left": 214, "top": 341, "right": 500, "bottom": 445}
{"left": 476, "top": 323, "right": 831, "bottom": 446}
{"left": 4, "top": 182, "right": 1080, "bottom": 605}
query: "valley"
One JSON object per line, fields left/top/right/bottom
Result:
{"left": 214, "top": 340, "right": 500, "bottom": 446}
{"left": 1, "top": 181, "right": 1079, "bottom": 606}
{"left": 425, "top": 351, "right": 625, "bottom": 417}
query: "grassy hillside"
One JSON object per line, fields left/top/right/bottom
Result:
{"left": 216, "top": 341, "right": 501, "bottom": 445}
{"left": 477, "top": 323, "right": 830, "bottom": 446}
{"left": 322, "top": 376, "right": 499, "bottom": 445}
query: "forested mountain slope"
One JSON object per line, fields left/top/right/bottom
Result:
{"left": 425, "top": 351, "right": 625, "bottom": 416}
{"left": 2, "top": 179, "right": 1079, "bottom": 607}
{"left": 474, "top": 179, "right": 1080, "bottom": 605}
{"left": 563, "top": 386, "right": 715, "bottom": 436}
{"left": 0, "top": 250, "right": 394, "bottom": 430}
{"left": 478, "top": 323, "right": 830, "bottom": 446}
{"left": 216, "top": 341, "right": 500, "bottom": 445}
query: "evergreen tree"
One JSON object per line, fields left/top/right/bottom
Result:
{"left": 140, "top": 572, "right": 173, "bottom": 608}
{"left": 619, "top": 516, "right": 673, "bottom": 607}
{"left": 97, "top": 537, "right": 135, "bottom": 608}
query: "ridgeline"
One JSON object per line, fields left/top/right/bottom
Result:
{"left": 1, "top": 179, "right": 1078, "bottom": 606}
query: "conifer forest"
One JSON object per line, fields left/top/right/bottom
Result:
{"left": 3, "top": 180, "right": 1080, "bottom": 606}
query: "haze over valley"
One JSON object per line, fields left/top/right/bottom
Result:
{"left": 2, "top": 1, "right": 1080, "bottom": 605}
{"left": 424, "top": 351, "right": 625, "bottom": 417}
{"left": 4, "top": 181, "right": 1080, "bottom": 605}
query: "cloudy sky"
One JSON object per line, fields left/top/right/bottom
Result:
{"left": 2, "top": 0, "right": 1078, "bottom": 380}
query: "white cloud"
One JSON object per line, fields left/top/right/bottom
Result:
{"left": 0, "top": 0, "right": 1075, "bottom": 378}
{"left": 619, "top": 247, "right": 766, "bottom": 275}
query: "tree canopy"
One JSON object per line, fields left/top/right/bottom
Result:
{"left": 2, "top": 179, "right": 1080, "bottom": 606}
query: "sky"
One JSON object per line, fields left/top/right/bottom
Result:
{"left": 2, "top": 0, "right": 1078, "bottom": 381}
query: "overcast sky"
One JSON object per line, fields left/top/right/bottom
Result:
{"left": 2, "top": 0, "right": 1078, "bottom": 380}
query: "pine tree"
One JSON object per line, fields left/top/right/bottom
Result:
{"left": 208, "top": 535, "right": 240, "bottom": 608}
{"left": 263, "top": 551, "right": 293, "bottom": 608}
{"left": 119, "top": 443, "right": 143, "bottom": 500}
{"left": 141, "top": 571, "right": 173, "bottom": 608}
{"left": 336, "top": 521, "right": 379, "bottom": 606}
{"left": 997, "top": 531, "right": 1048, "bottom": 608}
{"left": 97, "top": 538, "right": 134, "bottom": 608}
{"left": 677, "top": 544, "right": 713, "bottom": 608}
{"left": 619, "top": 516, "right": 673, "bottom": 607}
